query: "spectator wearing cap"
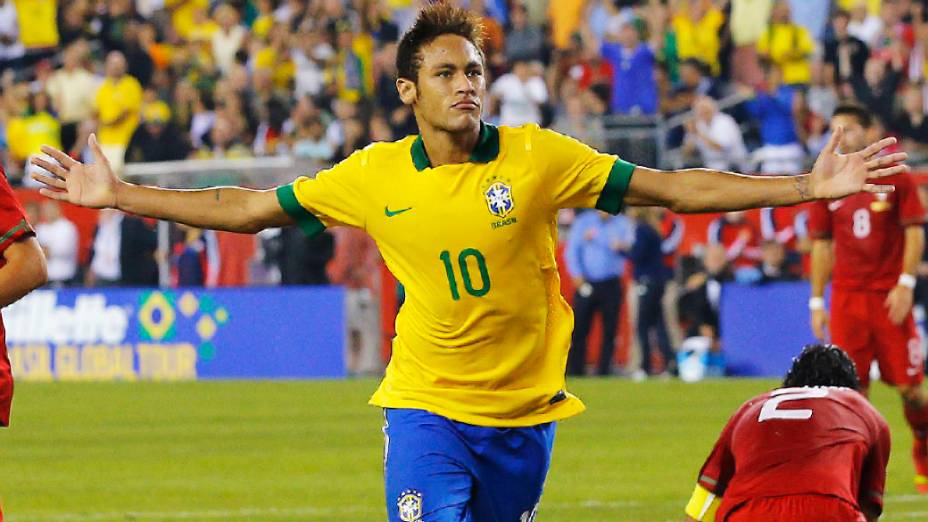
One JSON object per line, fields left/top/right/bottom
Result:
{"left": 758, "top": 1, "right": 815, "bottom": 88}
{"left": 93, "top": 51, "right": 143, "bottom": 175}
{"left": 600, "top": 21, "right": 657, "bottom": 116}
{"left": 126, "top": 99, "right": 191, "bottom": 163}
{"left": 46, "top": 41, "right": 99, "bottom": 154}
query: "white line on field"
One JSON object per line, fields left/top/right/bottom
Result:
{"left": 6, "top": 496, "right": 925, "bottom": 522}
{"left": 5, "top": 505, "right": 380, "bottom": 522}
{"left": 886, "top": 512, "right": 928, "bottom": 520}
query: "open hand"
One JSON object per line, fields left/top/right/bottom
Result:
{"left": 809, "top": 127, "right": 908, "bottom": 200}
{"left": 810, "top": 308, "right": 829, "bottom": 341}
{"left": 30, "top": 134, "right": 121, "bottom": 209}
{"left": 885, "top": 285, "right": 914, "bottom": 325}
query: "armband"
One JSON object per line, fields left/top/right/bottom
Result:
{"left": 684, "top": 483, "right": 720, "bottom": 521}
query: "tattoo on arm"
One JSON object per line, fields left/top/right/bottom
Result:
{"left": 214, "top": 188, "right": 221, "bottom": 202}
{"left": 793, "top": 176, "right": 811, "bottom": 201}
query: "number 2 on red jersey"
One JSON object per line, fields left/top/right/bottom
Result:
{"left": 758, "top": 388, "right": 829, "bottom": 422}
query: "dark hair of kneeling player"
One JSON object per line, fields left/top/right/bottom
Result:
{"left": 782, "top": 344, "right": 861, "bottom": 391}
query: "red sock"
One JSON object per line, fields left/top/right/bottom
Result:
{"left": 905, "top": 402, "right": 928, "bottom": 440}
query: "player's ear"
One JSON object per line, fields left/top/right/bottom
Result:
{"left": 396, "top": 78, "right": 417, "bottom": 106}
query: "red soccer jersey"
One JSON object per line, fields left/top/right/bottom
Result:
{"left": 697, "top": 387, "right": 890, "bottom": 520}
{"left": 0, "top": 169, "right": 34, "bottom": 427}
{"left": 808, "top": 173, "right": 925, "bottom": 291}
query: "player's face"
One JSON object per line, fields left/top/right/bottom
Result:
{"left": 830, "top": 114, "right": 867, "bottom": 153}
{"left": 397, "top": 34, "right": 485, "bottom": 134}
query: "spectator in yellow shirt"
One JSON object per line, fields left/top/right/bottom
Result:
{"left": 673, "top": 0, "right": 725, "bottom": 76}
{"left": 7, "top": 91, "right": 61, "bottom": 185}
{"left": 93, "top": 51, "right": 143, "bottom": 175}
{"left": 757, "top": 1, "right": 816, "bottom": 87}
{"left": 13, "top": 0, "right": 58, "bottom": 55}
{"left": 548, "top": 0, "right": 586, "bottom": 50}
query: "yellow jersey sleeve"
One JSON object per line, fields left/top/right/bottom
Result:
{"left": 275, "top": 149, "right": 368, "bottom": 235}
{"left": 528, "top": 126, "right": 635, "bottom": 214}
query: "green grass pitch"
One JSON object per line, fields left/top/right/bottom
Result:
{"left": 3, "top": 379, "right": 928, "bottom": 521}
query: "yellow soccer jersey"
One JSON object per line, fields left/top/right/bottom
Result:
{"left": 276, "top": 123, "right": 635, "bottom": 427}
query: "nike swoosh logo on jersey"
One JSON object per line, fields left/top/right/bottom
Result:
{"left": 384, "top": 206, "right": 413, "bottom": 217}
{"left": 828, "top": 201, "right": 844, "bottom": 211}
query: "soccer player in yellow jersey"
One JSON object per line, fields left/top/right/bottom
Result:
{"left": 32, "top": 4, "right": 908, "bottom": 521}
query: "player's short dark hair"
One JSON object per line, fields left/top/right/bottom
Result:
{"left": 396, "top": 3, "right": 486, "bottom": 83}
{"left": 782, "top": 344, "right": 861, "bottom": 390}
{"left": 833, "top": 103, "right": 873, "bottom": 129}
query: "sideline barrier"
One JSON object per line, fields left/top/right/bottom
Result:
{"left": 4, "top": 287, "right": 345, "bottom": 380}
{"left": 720, "top": 281, "right": 819, "bottom": 377}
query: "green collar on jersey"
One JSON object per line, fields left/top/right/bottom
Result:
{"left": 410, "top": 121, "right": 500, "bottom": 171}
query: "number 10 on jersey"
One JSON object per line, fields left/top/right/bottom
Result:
{"left": 440, "top": 249, "right": 491, "bottom": 300}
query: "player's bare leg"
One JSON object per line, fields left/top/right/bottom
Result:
{"left": 899, "top": 384, "right": 928, "bottom": 493}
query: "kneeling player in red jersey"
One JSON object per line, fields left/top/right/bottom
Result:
{"left": 685, "top": 344, "right": 890, "bottom": 522}
{"left": 0, "top": 168, "right": 47, "bottom": 520}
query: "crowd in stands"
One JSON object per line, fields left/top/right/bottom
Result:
{"left": 5, "top": 0, "right": 928, "bottom": 376}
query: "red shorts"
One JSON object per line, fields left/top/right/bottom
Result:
{"left": 722, "top": 495, "right": 866, "bottom": 522}
{"left": 830, "top": 288, "right": 923, "bottom": 388}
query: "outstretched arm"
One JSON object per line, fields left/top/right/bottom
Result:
{"left": 625, "top": 128, "right": 906, "bottom": 213}
{"left": 31, "top": 135, "right": 293, "bottom": 234}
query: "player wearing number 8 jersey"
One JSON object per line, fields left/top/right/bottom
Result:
{"left": 808, "top": 104, "right": 928, "bottom": 493}
{"left": 30, "top": 5, "right": 911, "bottom": 521}
{"left": 686, "top": 345, "right": 890, "bottom": 522}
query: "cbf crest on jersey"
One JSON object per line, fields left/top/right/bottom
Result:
{"left": 482, "top": 175, "right": 515, "bottom": 218}
{"left": 397, "top": 489, "right": 423, "bottom": 522}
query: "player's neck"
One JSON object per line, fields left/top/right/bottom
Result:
{"left": 418, "top": 123, "right": 481, "bottom": 167}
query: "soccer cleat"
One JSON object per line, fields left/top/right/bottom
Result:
{"left": 913, "top": 437, "right": 928, "bottom": 494}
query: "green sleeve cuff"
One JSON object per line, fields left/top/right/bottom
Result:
{"left": 595, "top": 158, "right": 636, "bottom": 214}
{"left": 276, "top": 184, "right": 325, "bottom": 238}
